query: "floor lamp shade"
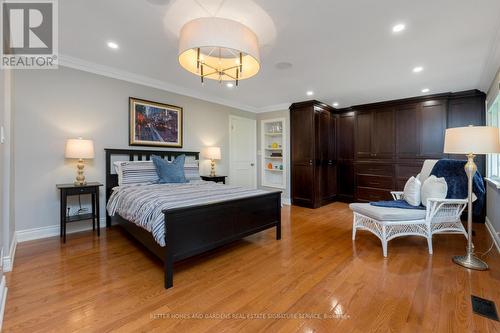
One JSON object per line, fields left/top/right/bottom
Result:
{"left": 444, "top": 126, "right": 500, "bottom": 154}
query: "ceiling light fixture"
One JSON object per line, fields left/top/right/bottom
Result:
{"left": 421, "top": 88, "right": 430, "bottom": 93}
{"left": 413, "top": 66, "right": 423, "bottom": 73}
{"left": 306, "top": 91, "right": 314, "bottom": 96}
{"left": 107, "top": 41, "right": 119, "bottom": 49}
{"left": 392, "top": 23, "right": 405, "bottom": 33}
{"left": 178, "top": 17, "right": 260, "bottom": 86}
{"left": 333, "top": 102, "right": 339, "bottom": 107}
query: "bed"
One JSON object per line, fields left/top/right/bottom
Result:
{"left": 104, "top": 148, "right": 282, "bottom": 289}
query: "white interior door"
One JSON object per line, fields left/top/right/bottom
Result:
{"left": 229, "top": 116, "right": 257, "bottom": 187}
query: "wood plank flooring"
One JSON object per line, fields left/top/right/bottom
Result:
{"left": 4, "top": 202, "right": 500, "bottom": 332}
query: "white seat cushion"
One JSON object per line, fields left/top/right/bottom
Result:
{"left": 349, "top": 203, "right": 426, "bottom": 221}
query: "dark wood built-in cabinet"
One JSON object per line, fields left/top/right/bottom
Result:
{"left": 290, "top": 90, "right": 486, "bottom": 208}
{"left": 290, "top": 101, "right": 337, "bottom": 208}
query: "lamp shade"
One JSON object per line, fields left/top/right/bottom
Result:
{"left": 65, "top": 138, "right": 95, "bottom": 159}
{"left": 444, "top": 126, "right": 500, "bottom": 155}
{"left": 203, "top": 146, "right": 221, "bottom": 160}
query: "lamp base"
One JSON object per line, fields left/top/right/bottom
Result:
{"left": 452, "top": 253, "right": 488, "bottom": 271}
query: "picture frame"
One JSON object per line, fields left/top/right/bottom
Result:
{"left": 129, "top": 97, "right": 183, "bottom": 148}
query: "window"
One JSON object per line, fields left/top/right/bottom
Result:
{"left": 487, "top": 94, "right": 500, "bottom": 178}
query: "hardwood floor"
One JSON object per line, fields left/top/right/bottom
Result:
{"left": 4, "top": 202, "right": 500, "bottom": 332}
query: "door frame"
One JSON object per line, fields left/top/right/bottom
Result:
{"left": 229, "top": 115, "right": 257, "bottom": 187}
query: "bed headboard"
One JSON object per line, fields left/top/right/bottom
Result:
{"left": 104, "top": 148, "right": 200, "bottom": 207}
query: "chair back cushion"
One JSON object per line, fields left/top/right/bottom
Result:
{"left": 419, "top": 160, "right": 439, "bottom": 184}
{"left": 421, "top": 175, "right": 448, "bottom": 206}
{"left": 403, "top": 176, "right": 421, "bottom": 206}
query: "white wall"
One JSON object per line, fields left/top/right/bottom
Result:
{"left": 256, "top": 110, "right": 290, "bottom": 202}
{"left": 13, "top": 66, "right": 255, "bottom": 232}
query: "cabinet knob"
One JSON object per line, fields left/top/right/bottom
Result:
{"left": 309, "top": 160, "right": 313, "bottom": 165}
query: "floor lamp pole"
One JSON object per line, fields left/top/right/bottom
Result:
{"left": 452, "top": 153, "right": 488, "bottom": 270}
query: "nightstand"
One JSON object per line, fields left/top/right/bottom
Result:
{"left": 56, "top": 182, "right": 103, "bottom": 243}
{"left": 200, "top": 175, "right": 227, "bottom": 184}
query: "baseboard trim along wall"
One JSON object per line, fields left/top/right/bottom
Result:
{"left": 16, "top": 218, "right": 107, "bottom": 243}
{"left": 0, "top": 276, "right": 7, "bottom": 331}
{"left": 282, "top": 198, "right": 291, "bottom": 205}
{"left": 3, "top": 235, "right": 17, "bottom": 272}
{"left": 485, "top": 217, "right": 500, "bottom": 254}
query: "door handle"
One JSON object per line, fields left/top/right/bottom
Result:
{"left": 250, "top": 163, "right": 255, "bottom": 166}
{"left": 309, "top": 160, "right": 313, "bottom": 165}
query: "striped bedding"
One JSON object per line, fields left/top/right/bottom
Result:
{"left": 106, "top": 181, "right": 269, "bottom": 246}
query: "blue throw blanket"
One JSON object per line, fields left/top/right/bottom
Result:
{"left": 430, "top": 159, "right": 485, "bottom": 215}
{"left": 370, "top": 200, "right": 425, "bottom": 210}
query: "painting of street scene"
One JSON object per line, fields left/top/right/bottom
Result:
{"left": 129, "top": 98, "right": 183, "bottom": 147}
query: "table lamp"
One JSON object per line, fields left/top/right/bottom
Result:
{"left": 203, "top": 147, "right": 221, "bottom": 177}
{"left": 65, "top": 138, "right": 95, "bottom": 186}
{"left": 444, "top": 125, "right": 500, "bottom": 270}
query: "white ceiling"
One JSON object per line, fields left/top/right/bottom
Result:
{"left": 60, "top": 0, "right": 500, "bottom": 112}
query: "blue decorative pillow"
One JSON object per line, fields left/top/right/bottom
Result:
{"left": 151, "top": 155, "right": 187, "bottom": 183}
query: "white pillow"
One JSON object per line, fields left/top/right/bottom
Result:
{"left": 115, "top": 161, "right": 159, "bottom": 186}
{"left": 403, "top": 176, "right": 421, "bottom": 206}
{"left": 421, "top": 175, "right": 448, "bottom": 207}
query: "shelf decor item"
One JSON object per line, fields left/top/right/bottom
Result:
{"left": 65, "top": 138, "right": 95, "bottom": 186}
{"left": 203, "top": 146, "right": 221, "bottom": 177}
{"left": 444, "top": 125, "right": 500, "bottom": 270}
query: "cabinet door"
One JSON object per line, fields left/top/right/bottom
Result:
{"left": 372, "top": 108, "right": 395, "bottom": 159}
{"left": 337, "top": 162, "right": 354, "bottom": 199}
{"left": 355, "top": 111, "right": 372, "bottom": 159}
{"left": 419, "top": 100, "right": 447, "bottom": 158}
{"left": 291, "top": 107, "right": 315, "bottom": 206}
{"left": 337, "top": 112, "right": 354, "bottom": 161}
{"left": 396, "top": 104, "right": 420, "bottom": 159}
{"left": 316, "top": 109, "right": 336, "bottom": 203}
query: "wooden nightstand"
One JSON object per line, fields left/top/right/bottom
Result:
{"left": 200, "top": 175, "right": 227, "bottom": 184}
{"left": 56, "top": 182, "right": 103, "bottom": 243}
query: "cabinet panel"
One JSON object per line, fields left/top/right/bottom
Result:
{"left": 357, "top": 175, "right": 393, "bottom": 189}
{"left": 337, "top": 113, "right": 354, "bottom": 160}
{"left": 337, "top": 162, "right": 354, "bottom": 199}
{"left": 396, "top": 104, "right": 420, "bottom": 158}
{"left": 357, "top": 187, "right": 393, "bottom": 202}
{"left": 355, "top": 111, "right": 372, "bottom": 158}
{"left": 372, "top": 108, "right": 395, "bottom": 159}
{"left": 292, "top": 164, "right": 314, "bottom": 206}
{"left": 419, "top": 100, "right": 447, "bottom": 158}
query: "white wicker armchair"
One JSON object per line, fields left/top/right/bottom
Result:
{"left": 350, "top": 160, "right": 468, "bottom": 257}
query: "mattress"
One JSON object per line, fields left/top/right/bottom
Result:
{"left": 106, "top": 180, "right": 269, "bottom": 246}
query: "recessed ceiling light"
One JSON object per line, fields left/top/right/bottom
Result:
{"left": 107, "top": 41, "right": 119, "bottom": 49}
{"left": 421, "top": 88, "right": 430, "bottom": 93}
{"left": 226, "top": 82, "right": 234, "bottom": 88}
{"left": 413, "top": 66, "right": 423, "bottom": 73}
{"left": 332, "top": 102, "right": 339, "bottom": 107}
{"left": 392, "top": 23, "right": 406, "bottom": 33}
{"left": 306, "top": 91, "right": 314, "bottom": 96}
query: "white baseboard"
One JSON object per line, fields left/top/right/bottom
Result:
{"left": 282, "top": 198, "right": 291, "bottom": 205}
{"left": 0, "top": 276, "right": 7, "bottom": 331}
{"left": 16, "top": 218, "right": 106, "bottom": 243}
{"left": 485, "top": 217, "right": 500, "bottom": 254}
{"left": 3, "top": 235, "right": 17, "bottom": 272}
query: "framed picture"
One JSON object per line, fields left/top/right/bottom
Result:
{"left": 129, "top": 97, "right": 183, "bottom": 148}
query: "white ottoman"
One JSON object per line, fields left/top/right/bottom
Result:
{"left": 349, "top": 203, "right": 430, "bottom": 257}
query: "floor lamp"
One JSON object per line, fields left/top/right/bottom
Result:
{"left": 444, "top": 125, "right": 500, "bottom": 270}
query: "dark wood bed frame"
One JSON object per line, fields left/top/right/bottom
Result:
{"left": 105, "top": 148, "right": 282, "bottom": 289}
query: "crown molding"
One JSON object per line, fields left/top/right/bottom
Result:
{"left": 255, "top": 102, "right": 291, "bottom": 113}
{"left": 58, "top": 54, "right": 262, "bottom": 113}
{"left": 478, "top": 18, "right": 500, "bottom": 92}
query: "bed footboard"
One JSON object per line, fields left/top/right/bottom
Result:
{"left": 163, "top": 191, "right": 282, "bottom": 289}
